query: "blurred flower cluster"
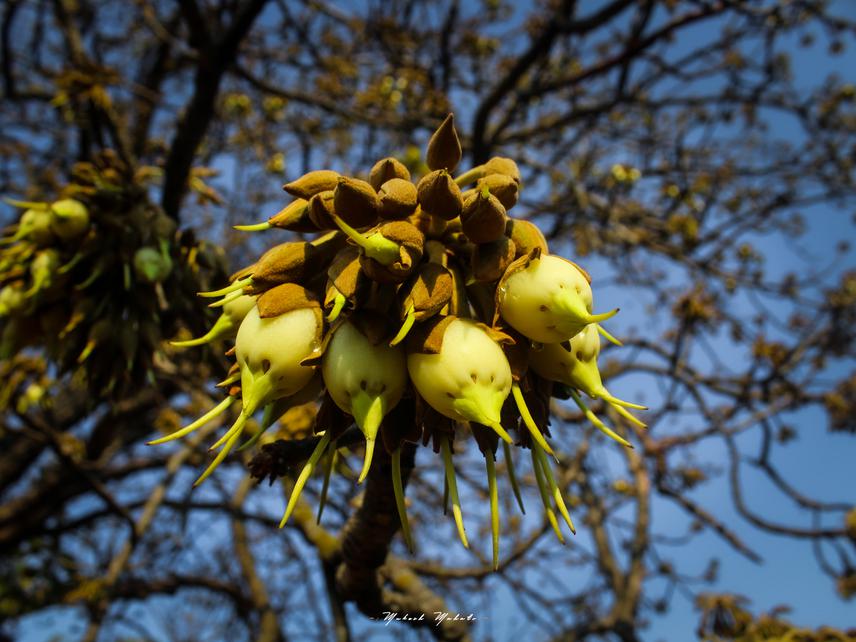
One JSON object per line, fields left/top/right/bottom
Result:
{"left": 0, "top": 151, "right": 226, "bottom": 399}
{"left": 161, "top": 115, "right": 646, "bottom": 566}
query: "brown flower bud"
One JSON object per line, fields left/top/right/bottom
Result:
{"left": 477, "top": 174, "right": 519, "bottom": 210}
{"left": 378, "top": 178, "right": 418, "bottom": 220}
{"left": 268, "top": 198, "right": 318, "bottom": 232}
{"left": 324, "top": 245, "right": 369, "bottom": 316}
{"left": 334, "top": 176, "right": 379, "bottom": 227}
{"left": 426, "top": 113, "right": 462, "bottom": 172}
{"left": 483, "top": 157, "right": 521, "bottom": 185}
{"left": 399, "top": 262, "right": 453, "bottom": 321}
{"left": 308, "top": 190, "right": 336, "bottom": 229}
{"left": 506, "top": 217, "right": 548, "bottom": 257}
{"left": 359, "top": 221, "right": 424, "bottom": 283}
{"left": 369, "top": 157, "right": 411, "bottom": 190}
{"left": 256, "top": 282, "right": 322, "bottom": 318}
{"left": 461, "top": 188, "right": 507, "bottom": 244}
{"left": 417, "top": 170, "right": 463, "bottom": 221}
{"left": 283, "top": 170, "right": 340, "bottom": 199}
{"left": 471, "top": 236, "right": 516, "bottom": 282}
{"left": 247, "top": 242, "right": 317, "bottom": 293}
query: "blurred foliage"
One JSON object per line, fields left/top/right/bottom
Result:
{"left": 0, "top": 151, "right": 228, "bottom": 399}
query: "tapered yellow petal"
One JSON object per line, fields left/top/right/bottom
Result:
{"left": 570, "top": 389, "right": 632, "bottom": 448}
{"left": 587, "top": 308, "right": 619, "bottom": 324}
{"left": 392, "top": 448, "right": 414, "bottom": 552}
{"left": 609, "top": 400, "right": 647, "bottom": 428}
{"left": 599, "top": 390, "right": 647, "bottom": 411}
{"left": 280, "top": 433, "right": 331, "bottom": 527}
{"left": 503, "top": 441, "right": 526, "bottom": 514}
{"left": 533, "top": 443, "right": 575, "bottom": 535}
{"left": 351, "top": 392, "right": 385, "bottom": 484}
{"left": 389, "top": 305, "right": 416, "bottom": 346}
{"left": 316, "top": 448, "right": 337, "bottom": 524}
{"left": 326, "top": 291, "right": 346, "bottom": 323}
{"left": 485, "top": 449, "right": 500, "bottom": 570}
{"left": 596, "top": 324, "right": 623, "bottom": 346}
{"left": 512, "top": 383, "right": 554, "bottom": 456}
{"left": 440, "top": 438, "right": 468, "bottom": 548}
{"left": 148, "top": 396, "right": 235, "bottom": 445}
{"left": 170, "top": 314, "right": 234, "bottom": 347}
{"left": 193, "top": 418, "right": 245, "bottom": 486}
{"left": 236, "top": 402, "right": 276, "bottom": 453}
{"left": 234, "top": 221, "right": 271, "bottom": 232}
{"left": 208, "top": 289, "right": 243, "bottom": 308}
{"left": 216, "top": 372, "right": 241, "bottom": 388}
{"left": 531, "top": 447, "right": 564, "bottom": 544}
{"left": 198, "top": 276, "right": 252, "bottom": 298}
{"left": 209, "top": 410, "right": 250, "bottom": 451}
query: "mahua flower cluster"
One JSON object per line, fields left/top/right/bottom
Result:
{"left": 160, "top": 114, "right": 646, "bottom": 566}
{"left": 0, "top": 151, "right": 224, "bottom": 399}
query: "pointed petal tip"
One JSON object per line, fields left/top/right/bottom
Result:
{"left": 233, "top": 221, "right": 271, "bottom": 232}
{"left": 602, "top": 392, "right": 647, "bottom": 410}
{"left": 596, "top": 324, "right": 623, "bottom": 346}
{"left": 169, "top": 337, "right": 206, "bottom": 348}
{"left": 486, "top": 421, "right": 512, "bottom": 444}
{"left": 357, "top": 439, "right": 376, "bottom": 484}
{"left": 147, "top": 434, "right": 179, "bottom": 446}
{"left": 589, "top": 308, "right": 619, "bottom": 323}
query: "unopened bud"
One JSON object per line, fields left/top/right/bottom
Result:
{"left": 378, "top": 178, "right": 418, "bottom": 220}
{"left": 507, "top": 217, "right": 548, "bottom": 257}
{"left": 308, "top": 190, "right": 337, "bottom": 229}
{"left": 484, "top": 157, "right": 521, "bottom": 185}
{"left": 369, "top": 157, "right": 410, "bottom": 191}
{"left": 326, "top": 245, "right": 366, "bottom": 304}
{"left": 268, "top": 198, "right": 318, "bottom": 232}
{"left": 426, "top": 113, "right": 462, "bottom": 172}
{"left": 476, "top": 174, "right": 519, "bottom": 210}
{"left": 390, "top": 262, "right": 453, "bottom": 345}
{"left": 461, "top": 187, "right": 507, "bottom": 244}
{"left": 246, "top": 242, "right": 317, "bottom": 293}
{"left": 417, "top": 170, "right": 463, "bottom": 221}
{"left": 334, "top": 176, "right": 379, "bottom": 227}
{"left": 283, "top": 170, "right": 340, "bottom": 199}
